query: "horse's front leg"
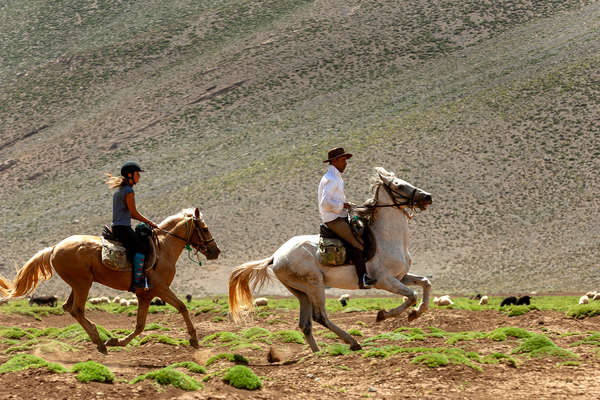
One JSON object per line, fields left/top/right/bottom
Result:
{"left": 159, "top": 287, "right": 199, "bottom": 348}
{"left": 374, "top": 276, "right": 417, "bottom": 322}
{"left": 400, "top": 273, "right": 432, "bottom": 321}
{"left": 105, "top": 294, "right": 152, "bottom": 347}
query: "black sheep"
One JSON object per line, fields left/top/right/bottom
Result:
{"left": 500, "top": 296, "right": 517, "bottom": 307}
{"left": 150, "top": 298, "right": 165, "bottom": 306}
{"left": 517, "top": 295, "right": 531, "bottom": 305}
{"left": 29, "top": 295, "right": 58, "bottom": 307}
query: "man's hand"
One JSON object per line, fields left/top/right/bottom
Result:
{"left": 147, "top": 220, "right": 158, "bottom": 229}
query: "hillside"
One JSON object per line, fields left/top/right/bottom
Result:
{"left": 0, "top": 0, "right": 598, "bottom": 298}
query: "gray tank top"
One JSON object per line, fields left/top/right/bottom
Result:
{"left": 112, "top": 185, "right": 134, "bottom": 227}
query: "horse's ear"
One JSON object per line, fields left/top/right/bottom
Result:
{"left": 375, "top": 167, "right": 395, "bottom": 185}
{"left": 194, "top": 208, "right": 200, "bottom": 218}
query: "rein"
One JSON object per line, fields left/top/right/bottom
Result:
{"left": 356, "top": 184, "right": 418, "bottom": 220}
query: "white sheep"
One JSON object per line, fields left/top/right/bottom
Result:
{"left": 579, "top": 295, "right": 590, "bottom": 305}
{"left": 119, "top": 298, "right": 130, "bottom": 306}
{"left": 433, "top": 296, "right": 440, "bottom": 305}
{"left": 586, "top": 291, "right": 596, "bottom": 299}
{"left": 479, "top": 295, "right": 488, "bottom": 305}
{"left": 593, "top": 293, "right": 600, "bottom": 301}
{"left": 254, "top": 297, "right": 268, "bottom": 307}
{"left": 112, "top": 296, "right": 121, "bottom": 303}
{"left": 338, "top": 294, "right": 350, "bottom": 307}
{"left": 436, "top": 295, "right": 453, "bottom": 306}
{"left": 129, "top": 298, "right": 138, "bottom": 306}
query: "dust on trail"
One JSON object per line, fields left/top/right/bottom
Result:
{"left": 0, "top": 306, "right": 599, "bottom": 399}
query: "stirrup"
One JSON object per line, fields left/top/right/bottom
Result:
{"left": 360, "top": 274, "right": 377, "bottom": 289}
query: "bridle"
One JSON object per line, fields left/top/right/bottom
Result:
{"left": 358, "top": 183, "right": 419, "bottom": 219}
{"left": 156, "top": 216, "right": 215, "bottom": 264}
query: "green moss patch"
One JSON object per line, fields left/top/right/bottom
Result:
{"left": 144, "top": 323, "right": 170, "bottom": 331}
{"left": 567, "top": 304, "right": 600, "bottom": 319}
{"left": 0, "top": 354, "right": 67, "bottom": 374}
{"left": 138, "top": 334, "right": 188, "bottom": 346}
{"left": 270, "top": 330, "right": 305, "bottom": 344}
{"left": 205, "top": 353, "right": 249, "bottom": 366}
{"left": 222, "top": 365, "right": 262, "bottom": 390}
{"left": 131, "top": 367, "right": 201, "bottom": 391}
{"left": 72, "top": 361, "right": 114, "bottom": 383}
{"left": 169, "top": 361, "right": 207, "bottom": 374}
{"left": 487, "top": 327, "right": 533, "bottom": 341}
{"left": 512, "top": 334, "right": 578, "bottom": 359}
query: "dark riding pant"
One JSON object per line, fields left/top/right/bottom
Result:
{"left": 325, "top": 217, "right": 368, "bottom": 287}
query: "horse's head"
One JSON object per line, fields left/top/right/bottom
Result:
{"left": 187, "top": 208, "right": 221, "bottom": 260}
{"left": 376, "top": 167, "right": 432, "bottom": 211}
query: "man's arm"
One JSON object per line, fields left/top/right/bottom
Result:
{"left": 125, "top": 193, "right": 158, "bottom": 228}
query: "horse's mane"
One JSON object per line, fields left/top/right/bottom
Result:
{"left": 158, "top": 208, "right": 203, "bottom": 229}
{"left": 353, "top": 168, "right": 392, "bottom": 225}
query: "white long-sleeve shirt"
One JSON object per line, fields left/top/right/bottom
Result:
{"left": 318, "top": 165, "right": 348, "bottom": 223}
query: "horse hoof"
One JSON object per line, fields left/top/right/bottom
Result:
{"left": 376, "top": 310, "right": 386, "bottom": 322}
{"left": 350, "top": 343, "right": 362, "bottom": 351}
{"left": 407, "top": 310, "right": 418, "bottom": 322}
{"left": 105, "top": 337, "right": 119, "bottom": 347}
{"left": 97, "top": 344, "right": 108, "bottom": 354}
{"left": 189, "top": 338, "right": 199, "bottom": 348}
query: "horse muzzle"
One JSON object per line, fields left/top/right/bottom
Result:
{"left": 416, "top": 192, "right": 432, "bottom": 210}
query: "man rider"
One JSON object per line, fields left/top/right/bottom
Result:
{"left": 318, "top": 147, "right": 377, "bottom": 289}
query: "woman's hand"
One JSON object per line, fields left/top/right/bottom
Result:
{"left": 147, "top": 220, "right": 158, "bottom": 229}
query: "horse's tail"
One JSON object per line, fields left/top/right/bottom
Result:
{"left": 228, "top": 256, "right": 274, "bottom": 322}
{"left": 0, "top": 247, "right": 55, "bottom": 298}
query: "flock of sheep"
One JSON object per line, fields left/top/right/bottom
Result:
{"left": 578, "top": 291, "right": 600, "bottom": 304}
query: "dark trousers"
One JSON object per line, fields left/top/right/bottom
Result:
{"left": 325, "top": 217, "right": 368, "bottom": 286}
{"left": 111, "top": 225, "right": 147, "bottom": 263}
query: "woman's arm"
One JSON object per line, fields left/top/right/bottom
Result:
{"left": 125, "top": 193, "right": 158, "bottom": 228}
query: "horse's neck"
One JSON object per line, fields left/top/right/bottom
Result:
{"left": 157, "top": 218, "right": 189, "bottom": 260}
{"left": 372, "top": 189, "right": 409, "bottom": 249}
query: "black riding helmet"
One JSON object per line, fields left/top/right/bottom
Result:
{"left": 120, "top": 161, "right": 144, "bottom": 178}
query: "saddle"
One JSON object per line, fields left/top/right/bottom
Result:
{"left": 317, "top": 217, "right": 376, "bottom": 266}
{"left": 100, "top": 225, "right": 157, "bottom": 272}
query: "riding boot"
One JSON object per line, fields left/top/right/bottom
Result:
{"left": 131, "top": 252, "right": 148, "bottom": 292}
{"left": 351, "top": 248, "right": 376, "bottom": 289}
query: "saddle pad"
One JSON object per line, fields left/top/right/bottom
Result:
{"left": 101, "top": 237, "right": 157, "bottom": 272}
{"left": 317, "top": 237, "right": 347, "bottom": 266}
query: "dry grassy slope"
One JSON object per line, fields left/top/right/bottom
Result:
{"left": 0, "top": 0, "right": 598, "bottom": 297}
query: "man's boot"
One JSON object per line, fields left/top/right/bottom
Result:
{"left": 352, "top": 248, "right": 376, "bottom": 289}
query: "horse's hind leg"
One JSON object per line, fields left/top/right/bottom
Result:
{"left": 158, "top": 287, "right": 199, "bottom": 348}
{"left": 400, "top": 273, "right": 431, "bottom": 321}
{"left": 307, "top": 288, "right": 361, "bottom": 351}
{"left": 105, "top": 293, "right": 152, "bottom": 347}
{"left": 282, "top": 284, "right": 319, "bottom": 352}
{"left": 375, "top": 277, "right": 417, "bottom": 322}
{"left": 67, "top": 286, "right": 107, "bottom": 354}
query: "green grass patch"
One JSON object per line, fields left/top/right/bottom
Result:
{"left": 271, "top": 330, "right": 305, "bottom": 344}
{"left": 71, "top": 361, "right": 114, "bottom": 383}
{"left": 144, "top": 323, "right": 170, "bottom": 331}
{"left": 567, "top": 304, "right": 600, "bottom": 319}
{"left": 131, "top": 367, "right": 201, "bottom": 391}
{"left": 205, "top": 353, "right": 249, "bottom": 367}
{"left": 138, "top": 334, "right": 188, "bottom": 346}
{"left": 0, "top": 300, "right": 64, "bottom": 320}
{"left": 169, "top": 361, "right": 207, "bottom": 374}
{"left": 487, "top": 327, "right": 533, "bottom": 341}
{"left": 512, "top": 334, "right": 578, "bottom": 359}
{"left": 322, "top": 344, "right": 352, "bottom": 356}
{"left": 222, "top": 365, "right": 262, "bottom": 390}
{"left": 0, "top": 354, "right": 67, "bottom": 374}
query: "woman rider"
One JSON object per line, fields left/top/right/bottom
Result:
{"left": 106, "top": 162, "right": 158, "bottom": 291}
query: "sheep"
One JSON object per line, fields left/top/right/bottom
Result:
{"left": 254, "top": 297, "right": 269, "bottom": 307}
{"left": 119, "top": 298, "right": 130, "bottom": 306}
{"left": 0, "top": 298, "right": 8, "bottom": 305}
{"left": 436, "top": 295, "right": 453, "bottom": 306}
{"left": 500, "top": 296, "right": 518, "bottom": 307}
{"left": 586, "top": 291, "right": 596, "bottom": 299}
{"left": 112, "top": 296, "right": 121, "bottom": 303}
{"left": 150, "top": 298, "right": 165, "bottom": 306}
{"left": 593, "top": 293, "right": 600, "bottom": 301}
{"left": 28, "top": 295, "right": 58, "bottom": 307}
{"left": 185, "top": 294, "right": 192, "bottom": 303}
{"left": 89, "top": 296, "right": 111, "bottom": 305}
{"left": 479, "top": 295, "right": 488, "bottom": 305}
{"left": 579, "top": 295, "right": 589, "bottom": 305}
{"left": 129, "top": 298, "right": 138, "bottom": 306}
{"left": 470, "top": 293, "right": 482, "bottom": 300}
{"left": 338, "top": 294, "right": 350, "bottom": 307}
{"left": 517, "top": 295, "right": 531, "bottom": 305}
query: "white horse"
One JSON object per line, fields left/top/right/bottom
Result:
{"left": 229, "top": 167, "right": 433, "bottom": 352}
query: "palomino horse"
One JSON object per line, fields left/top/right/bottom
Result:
{"left": 229, "top": 168, "right": 432, "bottom": 352}
{"left": 0, "top": 208, "right": 220, "bottom": 354}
